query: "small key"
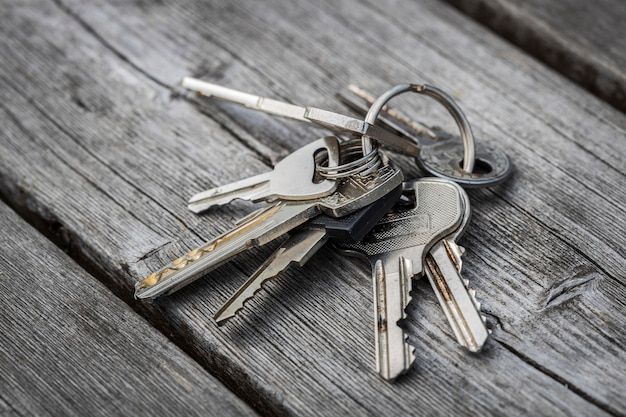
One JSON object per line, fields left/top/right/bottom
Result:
{"left": 135, "top": 162, "right": 403, "bottom": 299}
{"left": 423, "top": 190, "right": 489, "bottom": 352}
{"left": 213, "top": 185, "right": 403, "bottom": 325}
{"left": 336, "top": 178, "right": 467, "bottom": 381}
{"left": 182, "top": 77, "right": 410, "bottom": 155}
{"left": 188, "top": 136, "right": 340, "bottom": 213}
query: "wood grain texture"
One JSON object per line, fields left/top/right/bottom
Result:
{"left": 444, "top": 0, "right": 626, "bottom": 112}
{"left": 0, "top": 202, "right": 257, "bottom": 417}
{"left": 0, "top": 0, "right": 625, "bottom": 416}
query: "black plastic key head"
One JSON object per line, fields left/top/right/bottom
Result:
{"left": 305, "top": 185, "right": 403, "bottom": 243}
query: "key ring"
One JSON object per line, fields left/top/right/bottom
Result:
{"left": 362, "top": 84, "right": 476, "bottom": 174}
{"left": 316, "top": 139, "right": 382, "bottom": 179}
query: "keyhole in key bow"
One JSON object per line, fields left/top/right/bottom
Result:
{"left": 460, "top": 158, "right": 493, "bottom": 174}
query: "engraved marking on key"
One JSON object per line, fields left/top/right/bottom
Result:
{"left": 135, "top": 163, "right": 403, "bottom": 299}
{"left": 188, "top": 136, "right": 340, "bottom": 213}
{"left": 336, "top": 179, "right": 465, "bottom": 380}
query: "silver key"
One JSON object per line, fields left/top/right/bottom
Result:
{"left": 135, "top": 162, "right": 403, "bottom": 299}
{"left": 336, "top": 178, "right": 466, "bottom": 381}
{"left": 213, "top": 185, "right": 403, "bottom": 325}
{"left": 424, "top": 193, "right": 489, "bottom": 352}
{"left": 213, "top": 228, "right": 327, "bottom": 325}
{"left": 188, "top": 136, "right": 340, "bottom": 213}
{"left": 181, "top": 77, "right": 411, "bottom": 156}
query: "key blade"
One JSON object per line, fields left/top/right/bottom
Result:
{"left": 214, "top": 228, "right": 328, "bottom": 325}
{"left": 135, "top": 201, "right": 318, "bottom": 299}
{"left": 188, "top": 173, "right": 271, "bottom": 213}
{"left": 425, "top": 240, "right": 489, "bottom": 352}
{"left": 374, "top": 256, "right": 415, "bottom": 381}
{"left": 182, "top": 77, "right": 310, "bottom": 122}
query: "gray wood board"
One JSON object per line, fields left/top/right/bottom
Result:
{"left": 443, "top": 0, "right": 626, "bottom": 112}
{"left": 0, "top": 202, "right": 257, "bottom": 417}
{"left": 1, "top": 0, "right": 625, "bottom": 416}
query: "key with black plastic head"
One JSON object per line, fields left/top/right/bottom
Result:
{"left": 213, "top": 185, "right": 403, "bottom": 325}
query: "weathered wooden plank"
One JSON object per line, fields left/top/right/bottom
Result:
{"left": 443, "top": 0, "right": 626, "bottom": 112}
{"left": 1, "top": 0, "right": 625, "bottom": 416}
{"left": 0, "top": 202, "right": 257, "bottom": 417}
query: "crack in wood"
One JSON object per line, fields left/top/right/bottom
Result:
{"left": 542, "top": 267, "right": 600, "bottom": 310}
{"left": 0, "top": 75, "right": 177, "bottom": 229}
{"left": 135, "top": 240, "right": 175, "bottom": 263}
{"left": 485, "top": 190, "right": 625, "bottom": 291}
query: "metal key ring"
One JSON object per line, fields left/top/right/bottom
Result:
{"left": 362, "top": 84, "right": 476, "bottom": 174}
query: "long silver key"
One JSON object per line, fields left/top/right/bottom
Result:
{"left": 424, "top": 194, "right": 489, "bottom": 352}
{"left": 189, "top": 136, "right": 340, "bottom": 213}
{"left": 214, "top": 185, "right": 403, "bottom": 325}
{"left": 135, "top": 162, "right": 402, "bottom": 299}
{"left": 181, "top": 77, "right": 415, "bottom": 156}
{"left": 336, "top": 179, "right": 467, "bottom": 381}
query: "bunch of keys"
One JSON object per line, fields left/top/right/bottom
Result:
{"left": 135, "top": 78, "right": 512, "bottom": 381}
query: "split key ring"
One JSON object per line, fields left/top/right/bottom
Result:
{"left": 360, "top": 84, "right": 512, "bottom": 187}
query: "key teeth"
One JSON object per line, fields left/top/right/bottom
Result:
{"left": 472, "top": 293, "right": 482, "bottom": 311}
{"left": 403, "top": 304, "right": 416, "bottom": 369}
{"left": 407, "top": 335, "right": 416, "bottom": 362}
{"left": 214, "top": 282, "right": 269, "bottom": 326}
{"left": 446, "top": 241, "right": 464, "bottom": 272}
{"left": 465, "top": 282, "right": 483, "bottom": 313}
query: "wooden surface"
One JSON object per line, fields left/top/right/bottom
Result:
{"left": 1, "top": 0, "right": 625, "bottom": 416}
{"left": 0, "top": 202, "right": 257, "bottom": 417}
{"left": 445, "top": 0, "right": 626, "bottom": 112}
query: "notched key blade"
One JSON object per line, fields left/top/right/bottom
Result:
{"left": 425, "top": 241, "right": 489, "bottom": 352}
{"left": 214, "top": 228, "right": 328, "bottom": 325}
{"left": 374, "top": 256, "right": 415, "bottom": 381}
